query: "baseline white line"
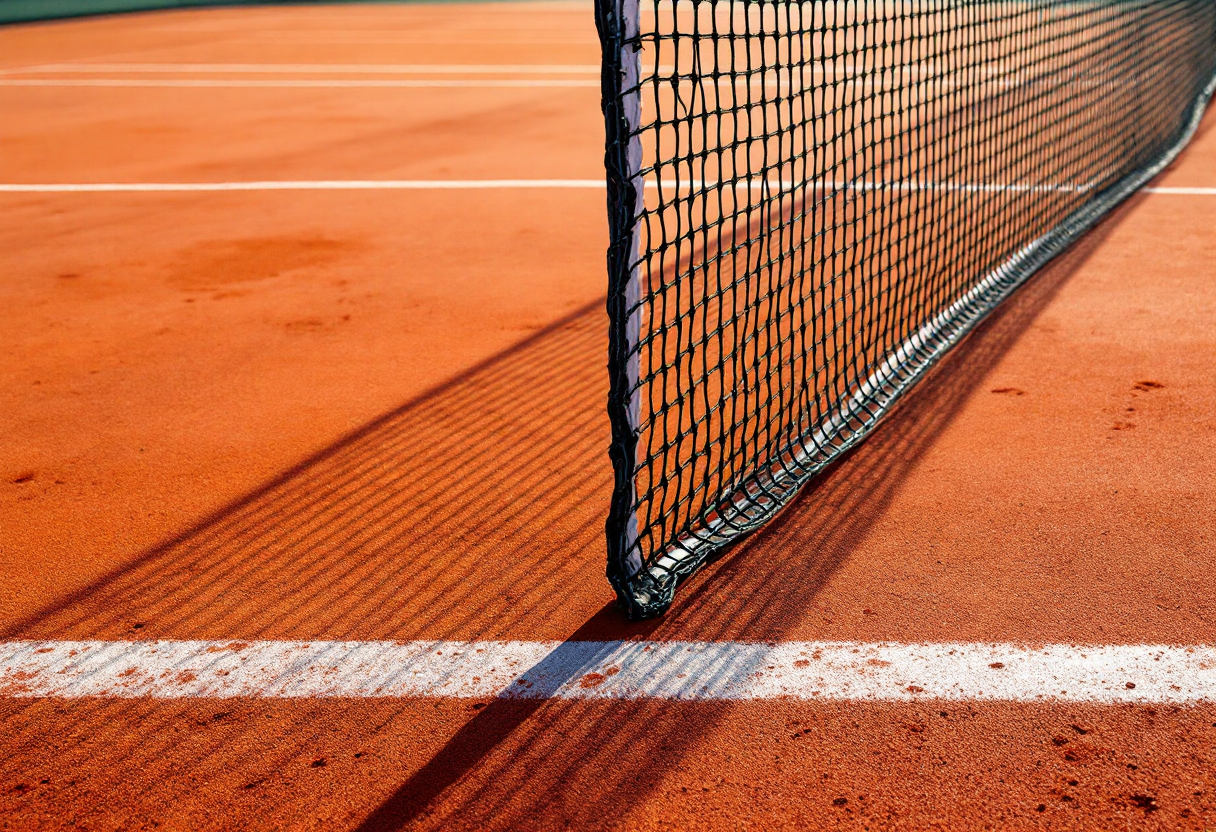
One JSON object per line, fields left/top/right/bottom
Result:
{"left": 2, "top": 640, "right": 1213, "bottom": 702}
{"left": 2, "top": 180, "right": 1213, "bottom": 195}
{"left": 0, "top": 79, "right": 599, "bottom": 89}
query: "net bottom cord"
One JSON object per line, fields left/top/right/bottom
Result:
{"left": 615, "top": 70, "right": 1216, "bottom": 621}
{"left": 3, "top": 640, "right": 1215, "bottom": 702}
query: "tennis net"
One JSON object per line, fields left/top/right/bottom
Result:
{"left": 595, "top": 0, "right": 1216, "bottom": 618}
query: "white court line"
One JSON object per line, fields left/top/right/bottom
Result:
{"left": 1, "top": 180, "right": 1212, "bottom": 195}
{"left": 0, "top": 62, "right": 915, "bottom": 76}
{"left": 1144, "top": 186, "right": 1216, "bottom": 194}
{"left": 0, "top": 78, "right": 599, "bottom": 89}
{"left": 0, "top": 62, "right": 1032, "bottom": 80}
{"left": 0, "top": 63, "right": 602, "bottom": 75}
{"left": 0, "top": 180, "right": 605, "bottom": 193}
{"left": 1, "top": 640, "right": 1213, "bottom": 702}
{"left": 0, "top": 78, "right": 1044, "bottom": 92}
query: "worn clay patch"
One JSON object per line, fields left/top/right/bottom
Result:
{"left": 578, "top": 667, "right": 620, "bottom": 689}
{"left": 579, "top": 672, "right": 607, "bottom": 688}
{"left": 167, "top": 236, "right": 358, "bottom": 290}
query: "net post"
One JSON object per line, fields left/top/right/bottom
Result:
{"left": 596, "top": 0, "right": 647, "bottom": 615}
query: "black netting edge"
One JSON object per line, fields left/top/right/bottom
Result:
{"left": 596, "top": 0, "right": 644, "bottom": 609}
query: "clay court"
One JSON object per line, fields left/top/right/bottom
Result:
{"left": 2, "top": 2, "right": 1215, "bottom": 829}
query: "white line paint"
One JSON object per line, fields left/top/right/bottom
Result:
{"left": 0, "top": 78, "right": 599, "bottom": 89}
{"left": 0, "top": 62, "right": 1067, "bottom": 82}
{"left": 2, "top": 180, "right": 1212, "bottom": 195}
{"left": 2, "top": 640, "right": 1213, "bottom": 702}
{"left": 0, "top": 180, "right": 606, "bottom": 193}
{"left": 0, "top": 63, "right": 602, "bottom": 76}
{"left": 0, "top": 62, "right": 944, "bottom": 77}
{"left": 0, "top": 77, "right": 1048, "bottom": 92}
{"left": 1142, "top": 186, "right": 1216, "bottom": 194}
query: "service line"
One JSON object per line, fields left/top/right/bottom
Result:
{"left": 2, "top": 640, "right": 1213, "bottom": 702}
{"left": 1, "top": 181, "right": 1211, "bottom": 194}
{"left": 0, "top": 63, "right": 603, "bottom": 75}
{"left": 0, "top": 78, "right": 600, "bottom": 89}
{"left": 0, "top": 180, "right": 606, "bottom": 192}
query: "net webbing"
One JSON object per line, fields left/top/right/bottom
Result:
{"left": 596, "top": 0, "right": 1216, "bottom": 618}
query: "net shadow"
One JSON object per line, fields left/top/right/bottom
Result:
{"left": 1, "top": 295, "right": 621, "bottom": 826}
{"left": 4, "top": 299, "right": 613, "bottom": 644}
{"left": 347, "top": 199, "right": 1139, "bottom": 831}
{"left": 1, "top": 199, "right": 1134, "bottom": 830}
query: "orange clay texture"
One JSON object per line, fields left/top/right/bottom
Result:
{"left": 2, "top": 5, "right": 1215, "bottom": 830}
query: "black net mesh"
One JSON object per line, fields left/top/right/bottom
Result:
{"left": 595, "top": 0, "right": 1216, "bottom": 619}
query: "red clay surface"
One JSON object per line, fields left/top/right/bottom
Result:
{"left": 2, "top": 4, "right": 1215, "bottom": 830}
